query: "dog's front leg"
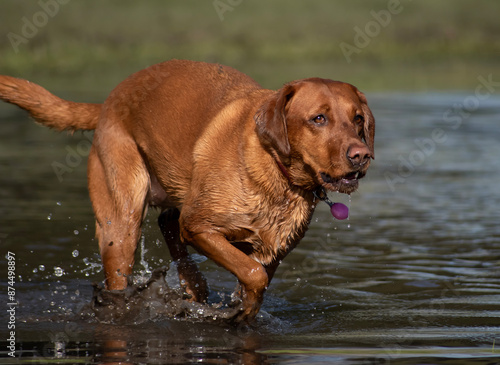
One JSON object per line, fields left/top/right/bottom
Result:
{"left": 185, "top": 230, "right": 268, "bottom": 323}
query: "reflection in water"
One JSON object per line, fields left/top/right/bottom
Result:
{"left": 92, "top": 323, "right": 265, "bottom": 364}
{"left": 0, "top": 93, "right": 500, "bottom": 363}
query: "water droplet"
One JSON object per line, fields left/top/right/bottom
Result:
{"left": 54, "top": 267, "right": 64, "bottom": 277}
{"left": 56, "top": 201, "right": 62, "bottom": 206}
{"left": 33, "top": 268, "right": 38, "bottom": 273}
{"left": 73, "top": 230, "right": 79, "bottom": 235}
{"left": 107, "top": 220, "right": 112, "bottom": 225}
{"left": 47, "top": 213, "right": 52, "bottom": 220}
{"left": 72, "top": 250, "right": 79, "bottom": 258}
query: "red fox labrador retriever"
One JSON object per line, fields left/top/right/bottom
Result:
{"left": 0, "top": 60, "right": 374, "bottom": 323}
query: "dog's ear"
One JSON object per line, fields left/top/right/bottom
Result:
{"left": 254, "top": 83, "right": 295, "bottom": 162}
{"left": 357, "top": 90, "right": 375, "bottom": 159}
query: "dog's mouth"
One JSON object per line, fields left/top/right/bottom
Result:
{"left": 319, "top": 171, "right": 366, "bottom": 194}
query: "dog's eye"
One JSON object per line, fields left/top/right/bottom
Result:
{"left": 312, "top": 114, "right": 327, "bottom": 124}
{"left": 354, "top": 114, "right": 364, "bottom": 125}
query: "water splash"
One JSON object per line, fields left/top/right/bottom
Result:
{"left": 81, "top": 257, "right": 103, "bottom": 277}
{"left": 54, "top": 267, "right": 65, "bottom": 277}
{"left": 134, "top": 235, "right": 152, "bottom": 285}
{"left": 83, "top": 268, "right": 241, "bottom": 325}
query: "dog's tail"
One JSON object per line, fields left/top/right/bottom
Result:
{"left": 0, "top": 75, "right": 101, "bottom": 131}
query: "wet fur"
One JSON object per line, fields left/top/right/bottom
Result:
{"left": 0, "top": 60, "right": 374, "bottom": 323}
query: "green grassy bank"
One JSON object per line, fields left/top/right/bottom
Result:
{"left": 0, "top": 0, "right": 499, "bottom": 98}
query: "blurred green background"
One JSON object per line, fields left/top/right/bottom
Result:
{"left": 0, "top": 0, "right": 499, "bottom": 99}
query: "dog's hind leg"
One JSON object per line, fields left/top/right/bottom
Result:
{"left": 158, "top": 209, "right": 208, "bottom": 302}
{"left": 88, "top": 140, "right": 149, "bottom": 290}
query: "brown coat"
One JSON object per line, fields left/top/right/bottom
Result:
{"left": 0, "top": 60, "right": 374, "bottom": 322}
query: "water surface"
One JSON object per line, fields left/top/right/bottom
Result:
{"left": 0, "top": 92, "right": 499, "bottom": 364}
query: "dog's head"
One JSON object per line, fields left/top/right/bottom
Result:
{"left": 255, "top": 78, "right": 375, "bottom": 194}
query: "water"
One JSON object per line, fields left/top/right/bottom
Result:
{"left": 1, "top": 92, "right": 500, "bottom": 363}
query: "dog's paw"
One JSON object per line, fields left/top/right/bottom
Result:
{"left": 226, "top": 297, "right": 261, "bottom": 324}
{"left": 229, "top": 291, "right": 243, "bottom": 308}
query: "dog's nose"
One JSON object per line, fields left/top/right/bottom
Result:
{"left": 347, "top": 144, "right": 372, "bottom": 167}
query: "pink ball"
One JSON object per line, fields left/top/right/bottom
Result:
{"left": 330, "top": 203, "right": 349, "bottom": 220}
